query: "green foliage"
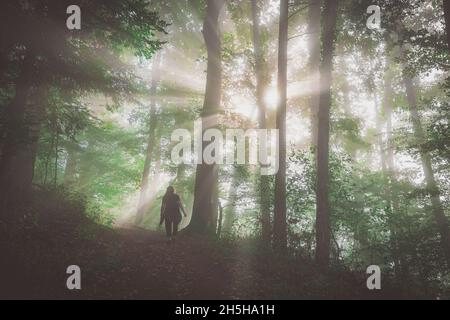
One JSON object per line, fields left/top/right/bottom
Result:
{"left": 287, "top": 148, "right": 450, "bottom": 295}
{"left": 426, "top": 99, "right": 450, "bottom": 163}
{"left": 2, "top": 0, "right": 450, "bottom": 299}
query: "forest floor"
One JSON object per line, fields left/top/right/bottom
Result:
{"left": 0, "top": 208, "right": 414, "bottom": 300}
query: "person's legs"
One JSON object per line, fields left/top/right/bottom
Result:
{"left": 165, "top": 219, "right": 172, "bottom": 239}
{"left": 172, "top": 215, "right": 182, "bottom": 238}
{"left": 173, "top": 221, "right": 180, "bottom": 237}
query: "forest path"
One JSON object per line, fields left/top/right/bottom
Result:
{"left": 80, "top": 224, "right": 234, "bottom": 299}
{"left": 3, "top": 220, "right": 262, "bottom": 299}
{"left": 2, "top": 219, "right": 369, "bottom": 300}
{"left": 226, "top": 239, "right": 265, "bottom": 299}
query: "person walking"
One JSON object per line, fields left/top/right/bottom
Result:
{"left": 160, "top": 186, "right": 187, "bottom": 241}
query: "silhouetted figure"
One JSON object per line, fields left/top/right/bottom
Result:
{"left": 160, "top": 186, "right": 187, "bottom": 241}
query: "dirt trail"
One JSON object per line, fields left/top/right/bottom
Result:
{"left": 1, "top": 222, "right": 372, "bottom": 300}
{"left": 73, "top": 225, "right": 235, "bottom": 300}
{"left": 2, "top": 220, "right": 257, "bottom": 299}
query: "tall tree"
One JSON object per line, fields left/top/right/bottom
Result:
{"left": 315, "top": 0, "right": 339, "bottom": 268}
{"left": 251, "top": 0, "right": 271, "bottom": 246}
{"left": 273, "top": 0, "right": 289, "bottom": 252}
{"left": 402, "top": 70, "right": 450, "bottom": 267}
{"left": 392, "top": 20, "right": 450, "bottom": 267}
{"left": 381, "top": 67, "right": 396, "bottom": 270}
{"left": 136, "top": 53, "right": 162, "bottom": 226}
{"left": 188, "top": 0, "right": 226, "bottom": 235}
{"left": 307, "top": 0, "right": 322, "bottom": 149}
{"left": 0, "top": 54, "right": 38, "bottom": 216}
{"left": 377, "top": 65, "right": 406, "bottom": 279}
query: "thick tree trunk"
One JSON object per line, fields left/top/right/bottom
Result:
{"left": 273, "top": 0, "right": 289, "bottom": 252}
{"left": 308, "top": 0, "right": 322, "bottom": 149}
{"left": 315, "top": 0, "right": 339, "bottom": 268}
{"left": 402, "top": 73, "right": 450, "bottom": 268}
{"left": 251, "top": 0, "right": 271, "bottom": 246}
{"left": 135, "top": 53, "right": 162, "bottom": 226}
{"left": 444, "top": 0, "right": 450, "bottom": 52}
{"left": 0, "top": 55, "right": 38, "bottom": 222}
{"left": 188, "top": 0, "right": 225, "bottom": 235}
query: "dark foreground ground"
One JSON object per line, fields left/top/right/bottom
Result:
{"left": 0, "top": 209, "right": 434, "bottom": 300}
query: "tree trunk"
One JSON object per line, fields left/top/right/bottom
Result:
{"left": 444, "top": 0, "right": 450, "bottom": 52}
{"left": 384, "top": 70, "right": 403, "bottom": 234}
{"left": 308, "top": 0, "right": 322, "bottom": 149}
{"left": 251, "top": 0, "right": 271, "bottom": 246}
{"left": 374, "top": 72, "right": 404, "bottom": 279}
{"left": 0, "top": 55, "right": 38, "bottom": 222}
{"left": 135, "top": 53, "right": 162, "bottom": 226}
{"left": 273, "top": 0, "right": 289, "bottom": 252}
{"left": 315, "top": 0, "right": 339, "bottom": 268}
{"left": 188, "top": 0, "right": 225, "bottom": 235}
{"left": 382, "top": 66, "right": 411, "bottom": 279}
{"left": 394, "top": 24, "right": 450, "bottom": 267}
